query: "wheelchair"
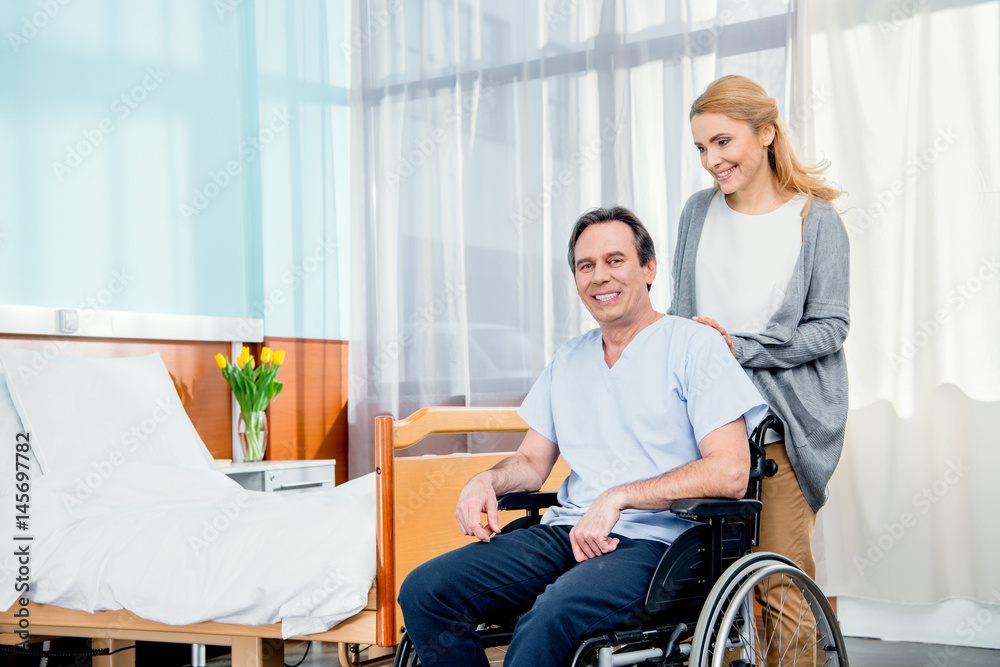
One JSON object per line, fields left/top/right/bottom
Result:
{"left": 393, "top": 416, "right": 848, "bottom": 666}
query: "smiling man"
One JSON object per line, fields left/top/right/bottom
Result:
{"left": 398, "top": 206, "right": 768, "bottom": 667}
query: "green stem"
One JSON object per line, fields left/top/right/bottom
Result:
{"left": 242, "top": 412, "right": 266, "bottom": 461}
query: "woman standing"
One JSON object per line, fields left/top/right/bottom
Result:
{"left": 669, "top": 75, "right": 850, "bottom": 667}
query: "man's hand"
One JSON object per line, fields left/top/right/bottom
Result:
{"left": 454, "top": 429, "right": 560, "bottom": 543}
{"left": 569, "top": 489, "right": 622, "bottom": 561}
{"left": 455, "top": 472, "right": 502, "bottom": 542}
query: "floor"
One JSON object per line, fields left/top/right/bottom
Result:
{"left": 220, "top": 636, "right": 1000, "bottom": 667}
{"left": 4, "top": 637, "right": 996, "bottom": 666}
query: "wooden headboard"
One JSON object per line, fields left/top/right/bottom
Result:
{"left": 0, "top": 333, "right": 235, "bottom": 458}
{"left": 0, "top": 307, "right": 348, "bottom": 476}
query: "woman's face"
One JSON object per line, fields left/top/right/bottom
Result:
{"left": 691, "top": 112, "right": 776, "bottom": 196}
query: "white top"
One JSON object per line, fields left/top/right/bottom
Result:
{"left": 517, "top": 316, "right": 768, "bottom": 545}
{"left": 695, "top": 190, "right": 804, "bottom": 334}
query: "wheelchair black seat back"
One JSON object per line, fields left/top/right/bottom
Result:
{"left": 394, "top": 416, "right": 849, "bottom": 667}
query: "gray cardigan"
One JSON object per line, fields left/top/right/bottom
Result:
{"left": 667, "top": 188, "right": 850, "bottom": 511}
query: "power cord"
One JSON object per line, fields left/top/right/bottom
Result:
{"left": 284, "top": 640, "right": 311, "bottom": 667}
{"left": 0, "top": 643, "right": 135, "bottom": 657}
{"left": 3, "top": 638, "right": 315, "bottom": 665}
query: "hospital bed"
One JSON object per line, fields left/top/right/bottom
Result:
{"left": 0, "top": 322, "right": 567, "bottom": 666}
{"left": 0, "top": 406, "right": 555, "bottom": 667}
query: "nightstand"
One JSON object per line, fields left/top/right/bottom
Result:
{"left": 216, "top": 459, "right": 336, "bottom": 494}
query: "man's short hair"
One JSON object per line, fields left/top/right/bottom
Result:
{"left": 567, "top": 206, "right": 657, "bottom": 274}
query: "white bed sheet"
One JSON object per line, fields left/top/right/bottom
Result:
{"left": 1, "top": 464, "right": 375, "bottom": 639}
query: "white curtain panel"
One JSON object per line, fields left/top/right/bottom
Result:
{"left": 346, "top": 0, "right": 791, "bottom": 477}
{"left": 794, "top": 0, "right": 1000, "bottom": 604}
{"left": 254, "top": 0, "right": 352, "bottom": 341}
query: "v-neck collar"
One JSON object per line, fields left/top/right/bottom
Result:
{"left": 599, "top": 315, "right": 668, "bottom": 370}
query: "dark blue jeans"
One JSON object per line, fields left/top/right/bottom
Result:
{"left": 398, "top": 524, "right": 667, "bottom": 667}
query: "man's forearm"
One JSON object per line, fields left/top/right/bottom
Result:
{"left": 482, "top": 452, "right": 549, "bottom": 497}
{"left": 607, "top": 454, "right": 748, "bottom": 512}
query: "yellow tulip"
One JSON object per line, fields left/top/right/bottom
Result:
{"left": 260, "top": 347, "right": 272, "bottom": 364}
{"left": 273, "top": 350, "right": 285, "bottom": 366}
{"left": 248, "top": 356, "right": 256, "bottom": 370}
{"left": 236, "top": 348, "right": 250, "bottom": 369}
{"left": 214, "top": 353, "right": 227, "bottom": 369}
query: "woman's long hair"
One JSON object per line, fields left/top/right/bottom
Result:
{"left": 691, "top": 75, "right": 841, "bottom": 206}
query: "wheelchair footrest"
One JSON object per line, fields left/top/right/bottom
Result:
{"left": 608, "top": 623, "right": 684, "bottom": 646}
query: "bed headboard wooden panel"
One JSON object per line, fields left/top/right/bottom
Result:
{"left": 375, "top": 407, "right": 572, "bottom": 645}
{"left": 0, "top": 334, "right": 234, "bottom": 458}
{"left": 263, "top": 336, "right": 349, "bottom": 483}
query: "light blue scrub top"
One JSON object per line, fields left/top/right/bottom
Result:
{"left": 518, "top": 315, "right": 768, "bottom": 545}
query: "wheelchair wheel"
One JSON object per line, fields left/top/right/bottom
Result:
{"left": 567, "top": 635, "right": 611, "bottom": 666}
{"left": 691, "top": 558, "right": 848, "bottom": 666}
{"left": 696, "top": 552, "right": 799, "bottom": 634}
{"left": 392, "top": 627, "right": 512, "bottom": 666}
{"left": 392, "top": 633, "right": 416, "bottom": 667}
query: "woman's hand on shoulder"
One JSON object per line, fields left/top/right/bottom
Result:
{"left": 692, "top": 316, "right": 736, "bottom": 355}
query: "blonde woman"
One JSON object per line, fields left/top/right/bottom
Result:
{"left": 669, "top": 75, "right": 849, "bottom": 667}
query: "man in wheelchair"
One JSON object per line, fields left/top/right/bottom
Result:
{"left": 398, "top": 207, "right": 841, "bottom": 667}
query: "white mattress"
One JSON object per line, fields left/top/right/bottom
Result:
{"left": 1, "top": 464, "right": 375, "bottom": 639}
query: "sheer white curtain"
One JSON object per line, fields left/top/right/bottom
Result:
{"left": 255, "top": 0, "right": 352, "bottom": 341}
{"left": 346, "top": 0, "right": 789, "bottom": 477}
{"left": 792, "top": 0, "right": 1000, "bottom": 638}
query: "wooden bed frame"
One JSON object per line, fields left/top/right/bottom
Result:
{"left": 1, "top": 405, "right": 568, "bottom": 666}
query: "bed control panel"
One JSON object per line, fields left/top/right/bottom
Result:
{"left": 217, "top": 459, "right": 336, "bottom": 495}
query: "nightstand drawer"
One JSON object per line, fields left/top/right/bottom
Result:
{"left": 218, "top": 459, "right": 336, "bottom": 495}
{"left": 264, "top": 464, "right": 335, "bottom": 493}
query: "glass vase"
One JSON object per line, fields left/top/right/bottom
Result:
{"left": 238, "top": 411, "right": 268, "bottom": 462}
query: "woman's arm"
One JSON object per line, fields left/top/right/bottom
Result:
{"left": 731, "top": 205, "right": 851, "bottom": 369}
{"left": 732, "top": 313, "right": 849, "bottom": 368}
{"left": 667, "top": 189, "right": 714, "bottom": 317}
{"left": 665, "top": 207, "right": 688, "bottom": 317}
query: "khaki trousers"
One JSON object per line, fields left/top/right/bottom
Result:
{"left": 752, "top": 441, "right": 818, "bottom": 667}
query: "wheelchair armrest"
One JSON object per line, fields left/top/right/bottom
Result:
{"left": 669, "top": 497, "right": 762, "bottom": 519}
{"left": 496, "top": 491, "right": 559, "bottom": 535}
{"left": 496, "top": 491, "right": 559, "bottom": 512}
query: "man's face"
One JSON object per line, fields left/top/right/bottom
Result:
{"left": 573, "top": 221, "right": 656, "bottom": 327}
